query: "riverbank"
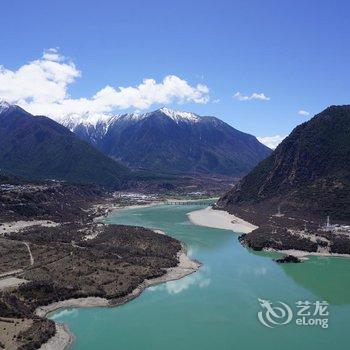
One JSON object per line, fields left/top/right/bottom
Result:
{"left": 108, "top": 200, "right": 350, "bottom": 262}
{"left": 39, "top": 323, "right": 74, "bottom": 350}
{"left": 96, "top": 197, "right": 218, "bottom": 222}
{"left": 265, "top": 248, "right": 350, "bottom": 259}
{"left": 187, "top": 206, "right": 258, "bottom": 233}
{"left": 188, "top": 205, "right": 350, "bottom": 259}
{"left": 92, "top": 201, "right": 162, "bottom": 222}
{"left": 95, "top": 195, "right": 220, "bottom": 223}
{"left": 37, "top": 244, "right": 200, "bottom": 350}
{"left": 44, "top": 193, "right": 350, "bottom": 350}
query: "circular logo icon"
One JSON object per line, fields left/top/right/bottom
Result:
{"left": 258, "top": 298, "right": 293, "bottom": 328}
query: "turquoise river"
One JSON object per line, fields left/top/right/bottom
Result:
{"left": 51, "top": 204, "right": 350, "bottom": 350}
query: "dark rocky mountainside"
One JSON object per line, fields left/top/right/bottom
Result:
{"left": 65, "top": 107, "right": 271, "bottom": 177}
{"left": 0, "top": 103, "right": 129, "bottom": 187}
{"left": 219, "top": 105, "right": 350, "bottom": 220}
{"left": 217, "top": 105, "right": 350, "bottom": 256}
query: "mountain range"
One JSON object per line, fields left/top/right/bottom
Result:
{"left": 63, "top": 107, "right": 271, "bottom": 177}
{"left": 218, "top": 105, "right": 350, "bottom": 220}
{"left": 0, "top": 102, "right": 129, "bottom": 186}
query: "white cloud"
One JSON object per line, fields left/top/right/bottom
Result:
{"left": 298, "top": 109, "right": 310, "bottom": 116}
{"left": 254, "top": 267, "right": 267, "bottom": 276}
{"left": 234, "top": 91, "right": 270, "bottom": 101}
{"left": 257, "top": 135, "right": 286, "bottom": 149}
{"left": 148, "top": 271, "right": 211, "bottom": 295}
{"left": 50, "top": 308, "right": 79, "bottom": 320}
{"left": 42, "top": 48, "right": 65, "bottom": 62}
{"left": 0, "top": 49, "right": 210, "bottom": 121}
{"left": 0, "top": 49, "right": 80, "bottom": 105}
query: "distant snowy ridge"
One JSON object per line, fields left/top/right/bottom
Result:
{"left": 0, "top": 102, "right": 272, "bottom": 177}
{"left": 0, "top": 102, "right": 201, "bottom": 128}
{"left": 154, "top": 107, "right": 200, "bottom": 123}
{"left": 61, "top": 107, "right": 201, "bottom": 131}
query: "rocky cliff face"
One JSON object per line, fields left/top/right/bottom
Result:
{"left": 218, "top": 105, "right": 350, "bottom": 220}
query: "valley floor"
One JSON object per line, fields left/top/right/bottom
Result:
{"left": 0, "top": 184, "right": 203, "bottom": 350}
{"left": 36, "top": 243, "right": 200, "bottom": 350}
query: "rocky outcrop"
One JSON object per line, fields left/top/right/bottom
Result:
{"left": 274, "top": 255, "right": 301, "bottom": 263}
{"left": 218, "top": 105, "right": 350, "bottom": 256}
{"left": 219, "top": 105, "right": 350, "bottom": 221}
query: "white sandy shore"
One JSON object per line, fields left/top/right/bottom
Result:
{"left": 266, "top": 248, "right": 350, "bottom": 259}
{"left": 187, "top": 206, "right": 258, "bottom": 233}
{"left": 37, "top": 245, "right": 200, "bottom": 350}
{"left": 36, "top": 297, "right": 109, "bottom": 318}
{"left": 186, "top": 203, "right": 350, "bottom": 261}
{"left": 39, "top": 324, "right": 74, "bottom": 350}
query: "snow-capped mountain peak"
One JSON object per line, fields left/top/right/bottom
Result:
{"left": 60, "top": 107, "right": 201, "bottom": 131}
{"left": 61, "top": 112, "right": 114, "bottom": 129}
{"left": 156, "top": 107, "right": 200, "bottom": 123}
{"left": 0, "top": 101, "right": 11, "bottom": 113}
{"left": 63, "top": 106, "right": 271, "bottom": 177}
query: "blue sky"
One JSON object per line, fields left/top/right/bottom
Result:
{"left": 1, "top": 0, "right": 349, "bottom": 147}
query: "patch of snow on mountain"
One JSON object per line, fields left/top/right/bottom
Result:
{"left": 157, "top": 107, "right": 200, "bottom": 123}
{"left": 115, "top": 112, "right": 147, "bottom": 122}
{"left": 59, "top": 107, "right": 201, "bottom": 132}
{"left": 0, "top": 101, "right": 11, "bottom": 113}
{"left": 61, "top": 111, "right": 147, "bottom": 130}
{"left": 60, "top": 112, "right": 110, "bottom": 129}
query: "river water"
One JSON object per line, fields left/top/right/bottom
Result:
{"left": 51, "top": 204, "right": 350, "bottom": 350}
